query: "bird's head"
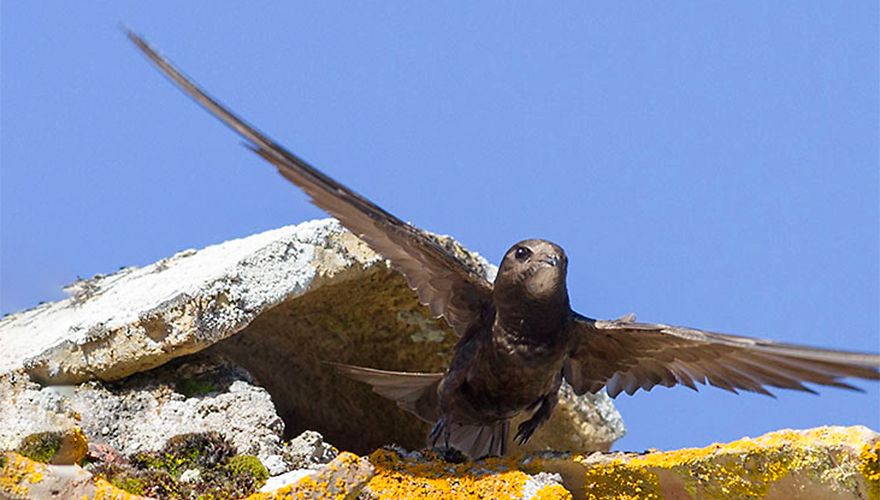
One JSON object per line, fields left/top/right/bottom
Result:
{"left": 495, "top": 239, "right": 568, "bottom": 304}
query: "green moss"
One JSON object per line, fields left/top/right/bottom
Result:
{"left": 110, "top": 475, "right": 146, "bottom": 495}
{"left": 15, "top": 432, "right": 63, "bottom": 463}
{"left": 163, "top": 431, "right": 236, "bottom": 471}
{"left": 92, "top": 432, "right": 268, "bottom": 499}
{"left": 175, "top": 377, "right": 220, "bottom": 398}
{"left": 227, "top": 455, "right": 269, "bottom": 488}
{"left": 131, "top": 451, "right": 165, "bottom": 470}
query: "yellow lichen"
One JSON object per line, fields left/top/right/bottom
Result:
{"left": 580, "top": 458, "right": 661, "bottom": 500}
{"left": 366, "top": 448, "right": 532, "bottom": 499}
{"left": 0, "top": 452, "right": 48, "bottom": 497}
{"left": 575, "top": 427, "right": 871, "bottom": 499}
{"left": 860, "top": 441, "right": 880, "bottom": 500}
{"left": 250, "top": 451, "right": 372, "bottom": 500}
{"left": 92, "top": 477, "right": 145, "bottom": 500}
{"left": 65, "top": 427, "right": 90, "bottom": 465}
{"left": 533, "top": 482, "right": 574, "bottom": 499}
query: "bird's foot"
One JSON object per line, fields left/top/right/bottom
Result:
{"left": 431, "top": 446, "right": 468, "bottom": 463}
{"left": 514, "top": 419, "right": 540, "bottom": 445}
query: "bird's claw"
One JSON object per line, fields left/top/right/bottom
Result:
{"left": 514, "top": 421, "right": 537, "bottom": 445}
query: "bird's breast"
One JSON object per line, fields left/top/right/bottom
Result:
{"left": 455, "top": 326, "right": 568, "bottom": 419}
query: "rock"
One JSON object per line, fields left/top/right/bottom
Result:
{"left": 284, "top": 431, "right": 338, "bottom": 470}
{"left": 362, "top": 447, "right": 571, "bottom": 499}
{"left": 2, "top": 422, "right": 876, "bottom": 499}
{"left": 0, "top": 219, "right": 625, "bottom": 456}
{"left": 0, "top": 353, "right": 292, "bottom": 473}
{"left": 253, "top": 452, "right": 374, "bottom": 500}
{"left": 14, "top": 428, "right": 88, "bottom": 466}
{"left": 0, "top": 220, "right": 382, "bottom": 384}
{"left": 560, "top": 425, "right": 880, "bottom": 499}
{"left": 0, "top": 451, "right": 150, "bottom": 499}
{"left": 251, "top": 426, "right": 879, "bottom": 499}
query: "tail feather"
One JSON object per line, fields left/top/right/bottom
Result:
{"left": 328, "top": 362, "right": 442, "bottom": 424}
{"left": 432, "top": 418, "right": 509, "bottom": 459}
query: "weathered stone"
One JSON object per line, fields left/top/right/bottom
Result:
{"left": 254, "top": 426, "right": 875, "bottom": 499}
{"left": 556, "top": 425, "right": 880, "bottom": 499}
{"left": 0, "top": 220, "right": 384, "bottom": 384}
{"left": 15, "top": 428, "right": 87, "bottom": 466}
{"left": 2, "top": 421, "right": 876, "bottom": 499}
{"left": 362, "top": 447, "right": 571, "bottom": 499}
{"left": 252, "top": 452, "right": 374, "bottom": 499}
{"left": 0, "top": 219, "right": 625, "bottom": 457}
{"left": 0, "top": 353, "right": 293, "bottom": 474}
{"left": 0, "top": 451, "right": 151, "bottom": 499}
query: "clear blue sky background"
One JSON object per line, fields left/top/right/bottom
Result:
{"left": 2, "top": 3, "right": 878, "bottom": 452}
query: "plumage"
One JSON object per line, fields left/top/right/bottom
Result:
{"left": 129, "top": 31, "right": 880, "bottom": 459}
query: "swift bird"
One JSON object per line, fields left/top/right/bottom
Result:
{"left": 128, "top": 32, "right": 880, "bottom": 459}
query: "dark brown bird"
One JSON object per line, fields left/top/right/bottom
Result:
{"left": 128, "top": 32, "right": 880, "bottom": 459}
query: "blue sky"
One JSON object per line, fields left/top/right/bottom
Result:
{"left": 2, "top": 3, "right": 878, "bottom": 452}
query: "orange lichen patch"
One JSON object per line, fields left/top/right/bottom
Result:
{"left": 0, "top": 451, "right": 47, "bottom": 497}
{"left": 366, "top": 448, "right": 536, "bottom": 499}
{"left": 860, "top": 441, "right": 880, "bottom": 500}
{"left": 575, "top": 426, "right": 875, "bottom": 499}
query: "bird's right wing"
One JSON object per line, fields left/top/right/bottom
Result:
{"left": 127, "top": 31, "right": 493, "bottom": 336}
{"left": 564, "top": 314, "right": 880, "bottom": 398}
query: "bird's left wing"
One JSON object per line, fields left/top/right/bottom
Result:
{"left": 564, "top": 314, "right": 880, "bottom": 398}
{"left": 127, "top": 31, "right": 493, "bottom": 335}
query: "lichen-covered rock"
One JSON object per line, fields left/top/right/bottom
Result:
{"left": 0, "top": 451, "right": 149, "bottom": 499}
{"left": 251, "top": 452, "right": 374, "bottom": 499}
{"left": 3, "top": 425, "right": 876, "bottom": 498}
{"left": 363, "top": 447, "right": 571, "bottom": 499}
{"left": 0, "top": 353, "right": 294, "bottom": 474}
{"left": 562, "top": 425, "right": 879, "bottom": 499}
{"left": 251, "top": 426, "right": 878, "bottom": 499}
{"left": 15, "top": 428, "right": 87, "bottom": 465}
{"left": 0, "top": 219, "right": 625, "bottom": 456}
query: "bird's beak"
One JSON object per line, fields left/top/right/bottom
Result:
{"left": 541, "top": 255, "right": 561, "bottom": 267}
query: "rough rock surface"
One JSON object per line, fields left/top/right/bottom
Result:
{"left": 254, "top": 452, "right": 375, "bottom": 499}
{"left": 0, "top": 353, "right": 300, "bottom": 475}
{"left": 0, "top": 220, "right": 383, "bottom": 384}
{"left": 1, "top": 451, "right": 144, "bottom": 499}
{"left": 0, "top": 219, "right": 625, "bottom": 456}
{"left": 563, "top": 426, "right": 880, "bottom": 499}
{"left": 2, "top": 425, "right": 877, "bottom": 498}
{"left": 254, "top": 425, "right": 880, "bottom": 499}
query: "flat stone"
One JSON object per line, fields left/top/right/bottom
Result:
{"left": 0, "top": 219, "right": 382, "bottom": 384}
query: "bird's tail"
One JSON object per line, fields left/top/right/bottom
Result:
{"left": 328, "top": 362, "right": 442, "bottom": 424}
{"left": 431, "top": 417, "right": 510, "bottom": 459}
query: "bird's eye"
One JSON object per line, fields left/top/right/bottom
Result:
{"left": 514, "top": 247, "right": 531, "bottom": 260}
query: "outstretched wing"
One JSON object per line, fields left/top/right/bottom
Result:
{"left": 564, "top": 314, "right": 880, "bottom": 398}
{"left": 127, "top": 31, "right": 493, "bottom": 335}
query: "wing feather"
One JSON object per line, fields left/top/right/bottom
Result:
{"left": 127, "top": 31, "right": 493, "bottom": 335}
{"left": 565, "top": 314, "right": 880, "bottom": 397}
